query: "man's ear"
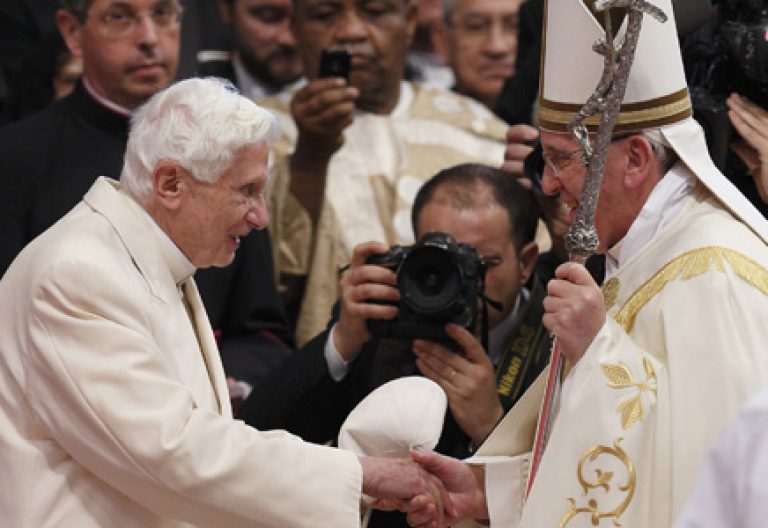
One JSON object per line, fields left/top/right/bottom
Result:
{"left": 153, "top": 163, "right": 186, "bottom": 211}
{"left": 56, "top": 9, "right": 84, "bottom": 59}
{"left": 517, "top": 241, "right": 539, "bottom": 286}
{"left": 217, "top": 0, "right": 233, "bottom": 24}
{"left": 623, "top": 135, "right": 655, "bottom": 190}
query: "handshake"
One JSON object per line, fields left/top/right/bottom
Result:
{"left": 360, "top": 451, "right": 486, "bottom": 527}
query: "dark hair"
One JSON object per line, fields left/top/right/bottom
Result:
{"left": 411, "top": 163, "right": 540, "bottom": 251}
{"left": 60, "top": 0, "right": 92, "bottom": 21}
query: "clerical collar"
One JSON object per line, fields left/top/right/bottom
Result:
{"left": 605, "top": 162, "right": 695, "bottom": 277}
{"left": 131, "top": 198, "right": 195, "bottom": 286}
{"left": 82, "top": 77, "right": 133, "bottom": 118}
{"left": 232, "top": 52, "right": 275, "bottom": 101}
{"left": 488, "top": 288, "right": 529, "bottom": 366}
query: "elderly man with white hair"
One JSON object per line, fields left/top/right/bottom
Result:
{"left": 0, "top": 77, "right": 446, "bottom": 528}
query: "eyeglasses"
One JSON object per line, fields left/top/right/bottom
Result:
{"left": 541, "top": 147, "right": 586, "bottom": 180}
{"left": 525, "top": 133, "right": 636, "bottom": 196}
{"left": 88, "top": 1, "right": 183, "bottom": 39}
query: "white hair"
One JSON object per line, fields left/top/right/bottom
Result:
{"left": 120, "top": 77, "right": 277, "bottom": 204}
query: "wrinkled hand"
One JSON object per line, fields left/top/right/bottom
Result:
{"left": 404, "top": 451, "right": 487, "bottom": 527}
{"left": 414, "top": 325, "right": 502, "bottom": 446}
{"left": 727, "top": 93, "right": 768, "bottom": 204}
{"left": 542, "top": 262, "right": 605, "bottom": 364}
{"left": 501, "top": 124, "right": 539, "bottom": 179}
{"left": 360, "top": 456, "right": 449, "bottom": 528}
{"left": 291, "top": 77, "right": 359, "bottom": 161}
{"left": 334, "top": 241, "right": 399, "bottom": 360}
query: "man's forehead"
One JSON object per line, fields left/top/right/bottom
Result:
{"left": 540, "top": 131, "right": 581, "bottom": 150}
{"left": 90, "top": 0, "right": 177, "bottom": 9}
{"left": 295, "top": 0, "right": 409, "bottom": 8}
{"left": 452, "top": 0, "right": 521, "bottom": 15}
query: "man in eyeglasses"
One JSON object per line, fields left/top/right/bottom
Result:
{"left": 401, "top": 0, "right": 768, "bottom": 526}
{"left": 0, "top": 0, "right": 293, "bottom": 407}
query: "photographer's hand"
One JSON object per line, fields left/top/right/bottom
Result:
{"left": 334, "top": 241, "right": 400, "bottom": 361}
{"left": 727, "top": 93, "right": 768, "bottom": 204}
{"left": 414, "top": 324, "right": 503, "bottom": 447}
{"left": 501, "top": 124, "right": 539, "bottom": 179}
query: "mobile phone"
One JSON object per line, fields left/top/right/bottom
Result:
{"left": 319, "top": 47, "right": 351, "bottom": 80}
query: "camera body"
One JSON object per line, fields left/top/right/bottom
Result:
{"left": 365, "top": 232, "right": 487, "bottom": 342}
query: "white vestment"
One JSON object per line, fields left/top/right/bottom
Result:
{"left": 477, "top": 166, "right": 768, "bottom": 527}
{"left": 674, "top": 384, "right": 768, "bottom": 528}
{"left": 0, "top": 178, "right": 363, "bottom": 527}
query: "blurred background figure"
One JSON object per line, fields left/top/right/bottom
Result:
{"left": 405, "top": 0, "right": 453, "bottom": 88}
{"left": 441, "top": 0, "right": 523, "bottom": 112}
{"left": 0, "top": 0, "right": 60, "bottom": 125}
{"left": 200, "top": 0, "right": 303, "bottom": 101}
{"left": 683, "top": 0, "right": 768, "bottom": 216}
{"left": 4, "top": 30, "right": 82, "bottom": 122}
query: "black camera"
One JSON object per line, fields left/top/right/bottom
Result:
{"left": 365, "top": 232, "right": 487, "bottom": 342}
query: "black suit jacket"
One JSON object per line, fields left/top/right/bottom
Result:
{"left": 0, "top": 81, "right": 292, "bottom": 386}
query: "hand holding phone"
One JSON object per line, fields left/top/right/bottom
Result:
{"left": 319, "top": 47, "right": 351, "bottom": 80}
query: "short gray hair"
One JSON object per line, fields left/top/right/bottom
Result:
{"left": 640, "top": 129, "right": 677, "bottom": 175}
{"left": 120, "top": 77, "right": 278, "bottom": 204}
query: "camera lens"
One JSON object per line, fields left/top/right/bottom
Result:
{"left": 398, "top": 246, "right": 462, "bottom": 316}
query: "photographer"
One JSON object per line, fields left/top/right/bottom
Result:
{"left": 238, "top": 163, "right": 546, "bottom": 522}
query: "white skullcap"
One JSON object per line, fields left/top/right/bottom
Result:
{"left": 338, "top": 376, "right": 447, "bottom": 458}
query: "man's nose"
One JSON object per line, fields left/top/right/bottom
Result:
{"left": 135, "top": 13, "right": 160, "bottom": 45}
{"left": 334, "top": 9, "right": 368, "bottom": 42}
{"left": 540, "top": 166, "right": 561, "bottom": 197}
{"left": 277, "top": 22, "right": 296, "bottom": 47}
{"left": 245, "top": 200, "right": 269, "bottom": 230}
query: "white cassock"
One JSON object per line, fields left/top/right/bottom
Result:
{"left": 675, "top": 384, "right": 768, "bottom": 528}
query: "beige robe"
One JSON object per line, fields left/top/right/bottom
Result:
{"left": 477, "top": 184, "right": 768, "bottom": 527}
{"left": 0, "top": 178, "right": 363, "bottom": 527}
{"left": 262, "top": 81, "right": 509, "bottom": 344}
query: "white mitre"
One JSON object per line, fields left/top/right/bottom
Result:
{"left": 338, "top": 376, "right": 447, "bottom": 458}
{"left": 538, "top": 0, "right": 768, "bottom": 244}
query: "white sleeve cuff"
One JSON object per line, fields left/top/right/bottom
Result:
{"left": 465, "top": 454, "right": 530, "bottom": 527}
{"left": 324, "top": 324, "right": 352, "bottom": 382}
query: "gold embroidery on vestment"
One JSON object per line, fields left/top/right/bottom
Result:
{"left": 602, "top": 277, "right": 620, "bottom": 311}
{"left": 601, "top": 358, "right": 658, "bottom": 430}
{"left": 615, "top": 247, "right": 768, "bottom": 332}
{"left": 558, "top": 438, "right": 636, "bottom": 528}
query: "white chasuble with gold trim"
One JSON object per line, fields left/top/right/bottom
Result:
{"left": 481, "top": 186, "right": 768, "bottom": 527}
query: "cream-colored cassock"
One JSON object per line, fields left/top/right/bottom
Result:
{"left": 0, "top": 177, "right": 362, "bottom": 528}
{"left": 262, "top": 81, "right": 509, "bottom": 344}
{"left": 474, "top": 166, "right": 768, "bottom": 527}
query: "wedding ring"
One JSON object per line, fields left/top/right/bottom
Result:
{"left": 449, "top": 368, "right": 457, "bottom": 380}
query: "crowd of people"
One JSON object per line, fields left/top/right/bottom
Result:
{"left": 1, "top": 0, "right": 768, "bottom": 527}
